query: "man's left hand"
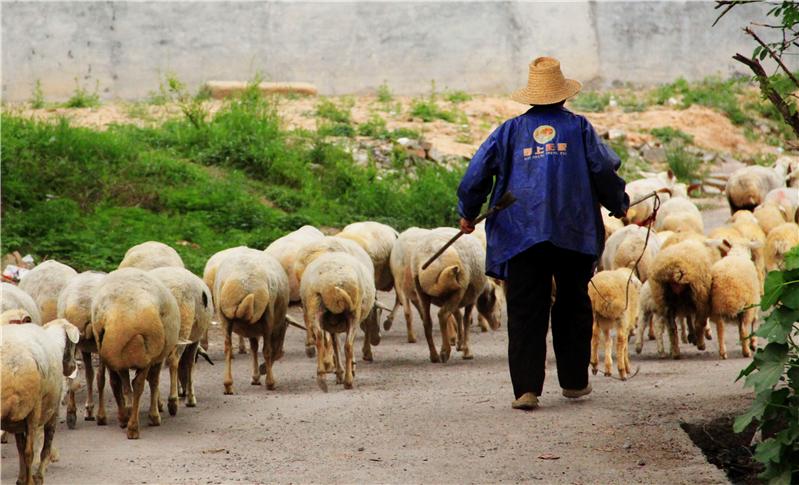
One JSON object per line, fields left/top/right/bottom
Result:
{"left": 460, "top": 218, "right": 476, "bottom": 234}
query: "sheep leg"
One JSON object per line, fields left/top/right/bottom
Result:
{"left": 249, "top": 338, "right": 261, "bottom": 385}
{"left": 704, "top": 322, "right": 713, "bottom": 341}
{"left": 648, "top": 319, "right": 655, "bottom": 341}
{"left": 602, "top": 327, "right": 613, "bottom": 377}
{"left": 238, "top": 334, "right": 247, "bottom": 354}
{"left": 126, "top": 367, "right": 148, "bottom": 439}
{"left": 344, "top": 319, "right": 356, "bottom": 389}
{"left": 109, "top": 371, "right": 129, "bottom": 428}
{"left": 616, "top": 327, "right": 628, "bottom": 380}
{"left": 65, "top": 376, "right": 77, "bottom": 430}
{"left": 179, "top": 342, "right": 199, "bottom": 407}
{"left": 17, "top": 403, "right": 39, "bottom": 485}
{"left": 590, "top": 322, "right": 600, "bottom": 375}
{"left": 332, "top": 332, "right": 343, "bottom": 385}
{"left": 323, "top": 332, "right": 336, "bottom": 371}
{"left": 304, "top": 319, "right": 316, "bottom": 358}
{"left": 96, "top": 362, "right": 107, "bottom": 426}
{"left": 34, "top": 416, "right": 56, "bottom": 484}
{"left": 450, "top": 313, "right": 460, "bottom": 349}
{"left": 82, "top": 351, "right": 95, "bottom": 421}
{"left": 262, "top": 330, "right": 276, "bottom": 390}
{"left": 314, "top": 327, "right": 328, "bottom": 393}
{"left": 418, "top": 295, "right": 439, "bottom": 363}
{"left": 119, "top": 369, "right": 134, "bottom": 416}
{"left": 167, "top": 349, "right": 180, "bottom": 416}
{"left": 478, "top": 315, "right": 490, "bottom": 333}
{"left": 361, "top": 320, "right": 374, "bottom": 363}
{"left": 223, "top": 325, "right": 234, "bottom": 395}
{"left": 404, "top": 295, "right": 418, "bottom": 344}
{"left": 714, "top": 318, "right": 727, "bottom": 359}
{"left": 654, "top": 316, "right": 666, "bottom": 358}
{"left": 634, "top": 313, "right": 647, "bottom": 355}
{"left": 667, "top": 315, "right": 681, "bottom": 359}
{"left": 748, "top": 312, "right": 758, "bottom": 352}
{"left": 383, "top": 293, "right": 400, "bottom": 331}
{"left": 739, "top": 314, "right": 752, "bottom": 358}
{"left": 680, "top": 318, "right": 690, "bottom": 344}
{"left": 458, "top": 310, "right": 473, "bottom": 360}
{"left": 437, "top": 307, "right": 452, "bottom": 363}
{"left": 692, "top": 316, "right": 706, "bottom": 351}
{"left": 147, "top": 363, "right": 163, "bottom": 426}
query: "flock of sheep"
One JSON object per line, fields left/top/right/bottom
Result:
{"left": 2, "top": 156, "right": 798, "bottom": 484}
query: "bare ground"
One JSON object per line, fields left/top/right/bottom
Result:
{"left": 1, "top": 205, "right": 750, "bottom": 485}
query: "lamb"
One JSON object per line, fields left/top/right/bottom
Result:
{"left": 264, "top": 226, "right": 325, "bottom": 301}
{"left": 587, "top": 268, "right": 641, "bottom": 379}
{"left": 56, "top": 271, "right": 107, "bottom": 428}
{"left": 384, "top": 227, "right": 430, "bottom": 343}
{"left": 649, "top": 239, "right": 715, "bottom": 358}
{"left": 623, "top": 171, "right": 679, "bottom": 225}
{"left": 336, "top": 221, "right": 399, "bottom": 292}
{"left": 726, "top": 166, "right": 784, "bottom": 213}
{"left": 410, "top": 228, "right": 500, "bottom": 362}
{"left": 709, "top": 239, "right": 762, "bottom": 359}
{"left": 292, "top": 236, "right": 380, "bottom": 360}
{"left": 18, "top": 260, "right": 77, "bottom": 323}
{"left": 149, "top": 267, "right": 213, "bottom": 411}
{"left": 600, "top": 225, "right": 660, "bottom": 282}
{"left": 635, "top": 281, "right": 668, "bottom": 357}
{"left": 765, "top": 222, "right": 799, "bottom": 271}
{"left": 118, "top": 241, "right": 184, "bottom": 270}
{"left": 602, "top": 210, "right": 625, "bottom": 240}
{"left": 91, "top": 268, "right": 180, "bottom": 439}
{"left": 1, "top": 319, "right": 80, "bottom": 485}
{"left": 1, "top": 283, "right": 42, "bottom": 324}
{"left": 202, "top": 246, "right": 251, "bottom": 354}
{"left": 462, "top": 221, "right": 506, "bottom": 333}
{"left": 654, "top": 197, "right": 704, "bottom": 235}
{"left": 763, "top": 187, "right": 798, "bottom": 222}
{"left": 773, "top": 155, "right": 799, "bottom": 187}
{"left": 300, "top": 252, "right": 375, "bottom": 391}
{"left": 213, "top": 250, "right": 289, "bottom": 394}
{"left": 754, "top": 203, "right": 789, "bottom": 235}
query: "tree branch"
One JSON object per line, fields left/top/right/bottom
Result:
{"left": 744, "top": 26, "right": 799, "bottom": 88}
{"left": 733, "top": 52, "right": 799, "bottom": 137}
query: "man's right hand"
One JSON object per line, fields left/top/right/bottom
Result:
{"left": 460, "top": 218, "right": 476, "bottom": 234}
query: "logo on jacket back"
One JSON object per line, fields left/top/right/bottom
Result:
{"left": 525, "top": 125, "right": 567, "bottom": 160}
{"left": 533, "top": 125, "right": 556, "bottom": 144}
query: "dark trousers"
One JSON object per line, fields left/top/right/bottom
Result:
{"left": 506, "top": 242, "right": 595, "bottom": 398}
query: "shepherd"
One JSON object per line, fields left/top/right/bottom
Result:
{"left": 457, "top": 57, "right": 629, "bottom": 410}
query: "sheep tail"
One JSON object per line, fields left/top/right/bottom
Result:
{"left": 321, "top": 286, "right": 354, "bottom": 315}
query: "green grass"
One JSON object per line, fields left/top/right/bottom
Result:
{"left": 376, "top": 82, "right": 393, "bottom": 103}
{"left": 316, "top": 98, "right": 352, "bottom": 124}
{"left": 445, "top": 90, "right": 472, "bottom": 103}
{"left": 650, "top": 127, "right": 694, "bottom": 145}
{"left": 30, "top": 80, "right": 45, "bottom": 109}
{"left": 410, "top": 98, "right": 461, "bottom": 123}
{"left": 665, "top": 145, "right": 703, "bottom": 182}
{"left": 570, "top": 91, "right": 610, "bottom": 112}
{"left": 63, "top": 79, "right": 101, "bottom": 108}
{"left": 649, "top": 76, "right": 750, "bottom": 125}
{"left": 1, "top": 91, "right": 464, "bottom": 273}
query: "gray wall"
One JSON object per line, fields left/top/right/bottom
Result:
{"left": 0, "top": 1, "right": 774, "bottom": 101}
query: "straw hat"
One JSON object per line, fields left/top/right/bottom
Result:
{"left": 511, "top": 57, "right": 582, "bottom": 105}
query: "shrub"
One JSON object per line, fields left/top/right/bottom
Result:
{"left": 63, "top": 79, "right": 100, "bottom": 108}
{"left": 570, "top": 91, "right": 610, "bottom": 112}
{"left": 316, "top": 98, "right": 351, "bottom": 124}
{"left": 30, "top": 80, "right": 45, "bottom": 109}
{"left": 650, "top": 127, "right": 695, "bottom": 145}
{"left": 666, "top": 145, "right": 703, "bottom": 182}
{"left": 357, "top": 115, "right": 388, "bottom": 138}
{"left": 376, "top": 82, "right": 393, "bottom": 103}
{"left": 446, "top": 90, "right": 472, "bottom": 103}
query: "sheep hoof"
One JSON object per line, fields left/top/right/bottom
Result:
{"left": 671, "top": 353, "right": 681, "bottom": 360}
{"left": 66, "top": 412, "right": 77, "bottom": 430}
{"left": 238, "top": 347, "right": 247, "bottom": 355}
{"left": 251, "top": 377, "right": 261, "bottom": 386}
{"left": 362, "top": 353, "right": 374, "bottom": 362}
{"left": 635, "top": 346, "right": 643, "bottom": 355}
{"left": 697, "top": 343, "right": 706, "bottom": 351}
{"left": 407, "top": 335, "right": 417, "bottom": 344}
{"left": 266, "top": 382, "right": 276, "bottom": 391}
{"left": 96, "top": 415, "right": 107, "bottom": 426}
{"left": 258, "top": 363, "right": 268, "bottom": 375}
{"left": 429, "top": 353, "right": 440, "bottom": 363}
{"left": 370, "top": 332, "right": 381, "bottom": 346}
{"left": 383, "top": 318, "right": 393, "bottom": 331}
{"left": 126, "top": 426, "right": 140, "bottom": 440}
{"left": 343, "top": 380, "right": 353, "bottom": 390}
{"left": 186, "top": 398, "right": 197, "bottom": 407}
{"left": 462, "top": 351, "right": 474, "bottom": 360}
{"left": 603, "top": 371, "right": 611, "bottom": 377}
{"left": 620, "top": 375, "right": 627, "bottom": 381}
{"left": 168, "top": 399, "right": 178, "bottom": 417}
{"left": 149, "top": 413, "right": 161, "bottom": 426}
{"left": 316, "top": 376, "right": 328, "bottom": 393}
{"left": 305, "top": 346, "right": 316, "bottom": 358}
{"left": 84, "top": 406, "right": 95, "bottom": 421}
{"left": 223, "top": 384, "right": 234, "bottom": 395}
{"left": 157, "top": 400, "right": 164, "bottom": 413}
{"left": 335, "top": 372, "right": 344, "bottom": 385}
{"left": 720, "top": 352, "right": 728, "bottom": 360}
{"left": 591, "top": 367, "right": 598, "bottom": 375}
{"left": 440, "top": 349, "right": 450, "bottom": 363}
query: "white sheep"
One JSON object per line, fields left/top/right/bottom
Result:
{"left": 0, "top": 309, "right": 33, "bottom": 325}
{"left": 91, "top": 268, "right": 180, "bottom": 439}
{"left": 56, "top": 271, "right": 107, "bottom": 428}
{"left": 462, "top": 221, "right": 506, "bottom": 334}
{"left": 213, "top": 250, "right": 289, "bottom": 394}
{"left": 1, "top": 283, "right": 42, "bottom": 324}
{"left": 773, "top": 155, "right": 799, "bottom": 187}
{"left": 763, "top": 187, "right": 798, "bottom": 222}
{"left": 202, "top": 246, "right": 251, "bottom": 354}
{"left": 600, "top": 225, "right": 661, "bottom": 282}
{"left": 624, "top": 171, "right": 679, "bottom": 225}
{"left": 635, "top": 280, "right": 668, "bottom": 357}
{"left": 765, "top": 222, "right": 799, "bottom": 271}
{"left": 754, "top": 203, "right": 789, "bottom": 235}
{"left": 336, "top": 221, "right": 399, "bottom": 292}
{"left": 118, "top": 241, "right": 184, "bottom": 270}
{"left": 18, "top": 260, "right": 77, "bottom": 324}
{"left": 587, "top": 268, "right": 641, "bottom": 379}
{"left": 384, "top": 228, "right": 430, "bottom": 343}
{"left": 654, "top": 197, "right": 704, "bottom": 235}
{"left": 410, "top": 228, "right": 498, "bottom": 362}
{"left": 1, "top": 319, "right": 80, "bottom": 485}
{"left": 264, "top": 226, "right": 325, "bottom": 302}
{"left": 300, "top": 252, "right": 375, "bottom": 391}
{"left": 726, "top": 165, "right": 785, "bottom": 213}
{"left": 149, "top": 267, "right": 213, "bottom": 411}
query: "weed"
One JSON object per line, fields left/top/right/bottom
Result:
{"left": 357, "top": 114, "right": 388, "bottom": 138}
{"left": 377, "top": 82, "right": 393, "bottom": 103}
{"left": 165, "top": 75, "right": 208, "bottom": 128}
{"left": 63, "top": 79, "right": 100, "bottom": 108}
{"left": 446, "top": 90, "right": 472, "bottom": 103}
{"left": 650, "top": 127, "right": 695, "bottom": 145}
{"left": 30, "top": 80, "right": 45, "bottom": 109}
{"left": 666, "top": 145, "right": 703, "bottom": 182}
{"left": 750, "top": 152, "right": 778, "bottom": 166}
{"left": 616, "top": 92, "right": 648, "bottom": 112}
{"left": 125, "top": 102, "right": 153, "bottom": 121}
{"left": 650, "top": 77, "right": 749, "bottom": 125}
{"left": 318, "top": 122, "right": 355, "bottom": 137}
{"left": 316, "top": 98, "right": 351, "bottom": 124}
{"left": 410, "top": 98, "right": 461, "bottom": 123}
{"left": 570, "top": 91, "right": 610, "bottom": 112}
{"left": 147, "top": 78, "right": 171, "bottom": 105}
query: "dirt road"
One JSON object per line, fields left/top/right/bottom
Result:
{"left": 2, "top": 204, "right": 747, "bottom": 484}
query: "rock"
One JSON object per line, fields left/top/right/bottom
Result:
{"left": 702, "top": 152, "right": 717, "bottom": 164}
{"left": 703, "top": 186, "right": 722, "bottom": 195}
{"left": 353, "top": 149, "right": 369, "bottom": 166}
{"left": 641, "top": 145, "right": 667, "bottom": 164}
{"left": 420, "top": 140, "right": 433, "bottom": 151}
{"left": 396, "top": 137, "right": 412, "bottom": 147}
{"left": 667, "top": 97, "right": 679, "bottom": 106}
{"left": 427, "top": 147, "right": 446, "bottom": 164}
{"left": 608, "top": 97, "right": 618, "bottom": 108}
{"left": 608, "top": 129, "right": 626, "bottom": 141}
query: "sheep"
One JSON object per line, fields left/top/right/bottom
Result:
{"left": 0, "top": 309, "right": 33, "bottom": 325}
{"left": 264, "top": 226, "right": 325, "bottom": 302}
{"left": 763, "top": 187, "right": 798, "bottom": 222}
{"left": 623, "top": 171, "right": 680, "bottom": 225}
{"left": 462, "top": 221, "right": 506, "bottom": 334}
{"left": 384, "top": 228, "right": 430, "bottom": 342}
{"left": 292, "top": 236, "right": 380, "bottom": 361}
{"left": 118, "top": 241, "right": 184, "bottom": 270}
{"left": 213, "top": 251, "right": 289, "bottom": 394}
{"left": 765, "top": 222, "right": 799, "bottom": 271}
{"left": 635, "top": 281, "right": 668, "bottom": 357}
{"left": 754, "top": 203, "right": 789, "bottom": 235}
{"left": 654, "top": 197, "right": 704, "bottom": 235}
{"left": 91, "top": 268, "right": 180, "bottom": 439}
{"left": 773, "top": 155, "right": 799, "bottom": 187}
{"left": 18, "top": 260, "right": 77, "bottom": 324}
{"left": 202, "top": 246, "right": 251, "bottom": 354}
{"left": 649, "top": 239, "right": 715, "bottom": 358}
{"left": 1, "top": 319, "right": 80, "bottom": 485}
{"left": 1, "top": 283, "right": 41, "bottom": 324}
{"left": 149, "top": 267, "right": 213, "bottom": 411}
{"left": 726, "top": 166, "right": 784, "bottom": 213}
{"left": 300, "top": 252, "right": 375, "bottom": 391}
{"left": 600, "top": 225, "right": 661, "bottom": 282}
{"left": 587, "top": 268, "right": 641, "bottom": 379}
{"left": 602, "top": 210, "right": 625, "bottom": 241}
{"left": 709, "top": 239, "right": 762, "bottom": 359}
{"left": 337, "top": 221, "right": 399, "bottom": 292}
{"left": 410, "top": 228, "right": 499, "bottom": 362}
{"left": 56, "top": 271, "right": 107, "bottom": 428}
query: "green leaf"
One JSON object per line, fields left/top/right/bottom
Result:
{"left": 738, "top": 359, "right": 758, "bottom": 381}
{"left": 754, "top": 437, "right": 782, "bottom": 464}
{"left": 788, "top": 365, "right": 799, "bottom": 391}
{"left": 759, "top": 462, "right": 792, "bottom": 485}
{"left": 745, "top": 343, "right": 789, "bottom": 393}
{"left": 762, "top": 271, "right": 786, "bottom": 311}
{"left": 755, "top": 307, "right": 799, "bottom": 343}
{"left": 760, "top": 48, "right": 770, "bottom": 61}
{"left": 782, "top": 285, "right": 799, "bottom": 310}
{"left": 735, "top": 389, "right": 772, "bottom": 432}
{"left": 784, "top": 246, "right": 799, "bottom": 271}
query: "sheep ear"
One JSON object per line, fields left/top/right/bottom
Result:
{"left": 748, "top": 240, "right": 765, "bottom": 250}
{"left": 64, "top": 324, "right": 80, "bottom": 344}
{"left": 704, "top": 239, "right": 724, "bottom": 248}
{"left": 667, "top": 169, "right": 675, "bottom": 181}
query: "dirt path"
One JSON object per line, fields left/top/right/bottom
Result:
{"left": 2, "top": 270, "right": 750, "bottom": 484}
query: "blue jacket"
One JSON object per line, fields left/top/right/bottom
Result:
{"left": 457, "top": 105, "right": 629, "bottom": 279}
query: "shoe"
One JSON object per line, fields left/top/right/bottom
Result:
{"left": 562, "top": 383, "right": 592, "bottom": 399}
{"left": 511, "top": 392, "right": 539, "bottom": 410}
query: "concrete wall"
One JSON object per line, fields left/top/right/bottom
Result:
{"left": 0, "top": 1, "right": 775, "bottom": 101}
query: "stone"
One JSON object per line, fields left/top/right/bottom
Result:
{"left": 641, "top": 145, "right": 667, "bottom": 164}
{"left": 427, "top": 147, "right": 446, "bottom": 163}
{"left": 608, "top": 129, "right": 626, "bottom": 141}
